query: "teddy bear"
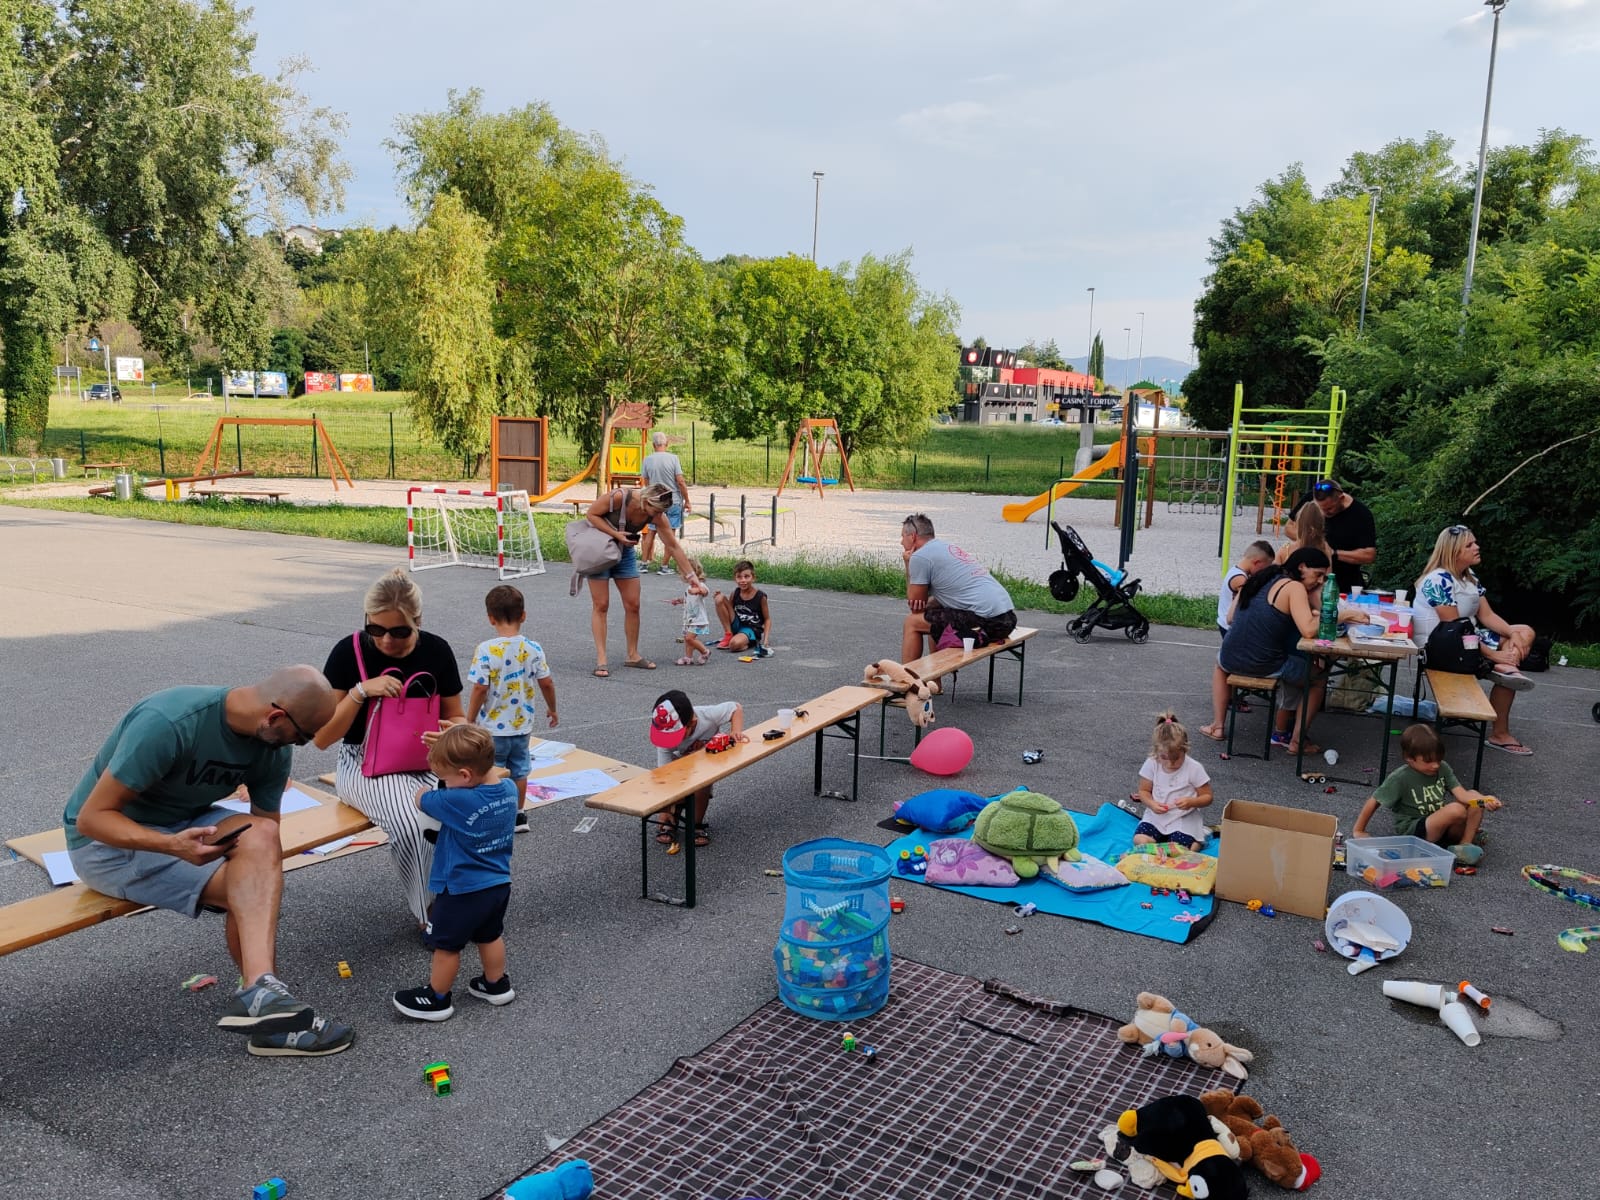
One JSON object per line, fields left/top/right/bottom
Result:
{"left": 1117, "top": 992, "right": 1254, "bottom": 1081}
{"left": 1200, "top": 1090, "right": 1322, "bottom": 1191}
{"left": 862, "top": 659, "right": 937, "bottom": 728}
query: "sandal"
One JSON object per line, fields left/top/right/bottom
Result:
{"left": 675, "top": 656, "right": 693, "bottom": 666}
{"left": 692, "top": 652, "right": 710, "bottom": 665}
{"left": 592, "top": 665, "right": 610, "bottom": 678}
{"left": 1486, "top": 738, "right": 1533, "bottom": 755}
{"left": 623, "top": 658, "right": 657, "bottom": 670}
{"left": 694, "top": 822, "right": 711, "bottom": 848}
{"left": 1198, "top": 725, "right": 1226, "bottom": 742}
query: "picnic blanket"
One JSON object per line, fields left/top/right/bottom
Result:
{"left": 884, "top": 802, "right": 1216, "bottom": 944}
{"left": 509, "top": 957, "right": 1231, "bottom": 1200}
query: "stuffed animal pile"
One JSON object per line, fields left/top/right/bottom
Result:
{"left": 863, "top": 660, "right": 938, "bottom": 728}
{"left": 1200, "top": 1090, "right": 1321, "bottom": 1192}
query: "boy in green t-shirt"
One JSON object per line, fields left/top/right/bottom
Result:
{"left": 1351, "top": 724, "right": 1501, "bottom": 864}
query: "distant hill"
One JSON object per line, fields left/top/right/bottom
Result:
{"left": 1064, "top": 355, "right": 1191, "bottom": 392}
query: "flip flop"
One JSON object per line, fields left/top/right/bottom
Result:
{"left": 1198, "top": 725, "right": 1226, "bottom": 742}
{"left": 1486, "top": 739, "right": 1533, "bottom": 755}
{"left": 694, "top": 822, "right": 711, "bottom": 848}
{"left": 592, "top": 665, "right": 610, "bottom": 678}
{"left": 623, "top": 658, "right": 657, "bottom": 670}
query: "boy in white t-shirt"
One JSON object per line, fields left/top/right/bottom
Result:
{"left": 1217, "top": 540, "right": 1276, "bottom": 636}
{"left": 1133, "top": 712, "right": 1214, "bottom": 850}
{"left": 466, "top": 585, "right": 558, "bottom": 830}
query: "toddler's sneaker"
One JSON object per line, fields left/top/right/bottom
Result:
{"left": 1448, "top": 843, "right": 1484, "bottom": 866}
{"left": 217, "top": 973, "right": 314, "bottom": 1033}
{"left": 393, "top": 985, "right": 455, "bottom": 1022}
{"left": 247, "top": 1015, "right": 355, "bottom": 1057}
{"left": 514, "top": 809, "right": 530, "bottom": 833}
{"left": 467, "top": 973, "right": 517, "bottom": 1006}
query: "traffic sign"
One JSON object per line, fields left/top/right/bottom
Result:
{"left": 88, "top": 338, "right": 101, "bottom": 351}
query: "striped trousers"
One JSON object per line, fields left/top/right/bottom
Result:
{"left": 335, "top": 743, "right": 437, "bottom": 925}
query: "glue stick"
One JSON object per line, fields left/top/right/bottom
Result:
{"left": 1458, "top": 980, "right": 1491, "bottom": 1010}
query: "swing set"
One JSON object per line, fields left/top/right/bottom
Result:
{"left": 775, "top": 418, "right": 856, "bottom": 499}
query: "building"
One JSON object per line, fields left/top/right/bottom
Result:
{"left": 964, "top": 365, "right": 1099, "bottom": 425}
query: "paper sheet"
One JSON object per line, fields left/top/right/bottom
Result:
{"left": 42, "top": 850, "right": 79, "bottom": 887}
{"left": 522, "top": 768, "right": 621, "bottom": 804}
{"left": 216, "top": 785, "right": 322, "bottom": 817}
{"left": 532, "top": 740, "right": 576, "bottom": 761}
{"left": 306, "top": 836, "right": 356, "bottom": 856}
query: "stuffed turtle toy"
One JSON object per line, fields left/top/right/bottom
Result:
{"left": 971, "top": 790, "right": 1081, "bottom": 879}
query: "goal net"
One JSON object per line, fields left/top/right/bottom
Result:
{"left": 407, "top": 489, "right": 546, "bottom": 580}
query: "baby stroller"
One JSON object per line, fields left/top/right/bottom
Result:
{"left": 1049, "top": 521, "right": 1150, "bottom": 644}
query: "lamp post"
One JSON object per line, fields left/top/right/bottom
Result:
{"left": 1076, "top": 287, "right": 1098, "bottom": 473}
{"left": 1085, "top": 286, "right": 1096, "bottom": 375}
{"left": 1122, "top": 327, "right": 1131, "bottom": 390}
{"left": 1135, "top": 311, "right": 1145, "bottom": 391}
{"left": 1358, "top": 186, "right": 1382, "bottom": 334}
{"left": 1461, "top": 0, "right": 1508, "bottom": 322}
{"left": 811, "top": 171, "right": 825, "bottom": 263}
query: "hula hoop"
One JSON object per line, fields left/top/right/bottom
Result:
{"left": 1522, "top": 865, "right": 1600, "bottom": 954}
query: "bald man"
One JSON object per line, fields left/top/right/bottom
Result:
{"left": 64, "top": 666, "right": 353, "bottom": 1057}
{"left": 638, "top": 431, "right": 690, "bottom": 572}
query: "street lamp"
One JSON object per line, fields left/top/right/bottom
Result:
{"left": 1085, "top": 286, "right": 1095, "bottom": 374}
{"left": 1122, "top": 327, "right": 1132, "bottom": 390}
{"left": 811, "top": 171, "right": 825, "bottom": 263}
{"left": 1461, "top": 0, "right": 1509, "bottom": 321}
{"left": 1135, "top": 312, "right": 1145, "bottom": 390}
{"left": 1358, "top": 186, "right": 1381, "bottom": 334}
{"left": 1075, "top": 287, "right": 1098, "bottom": 473}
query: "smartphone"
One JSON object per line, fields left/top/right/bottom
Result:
{"left": 207, "top": 822, "right": 252, "bottom": 849}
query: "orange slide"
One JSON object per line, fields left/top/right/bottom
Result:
{"left": 1002, "top": 440, "right": 1136, "bottom": 522}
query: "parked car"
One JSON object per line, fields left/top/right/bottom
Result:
{"left": 86, "top": 383, "right": 122, "bottom": 402}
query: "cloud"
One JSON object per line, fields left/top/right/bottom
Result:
{"left": 1448, "top": 0, "right": 1600, "bottom": 51}
{"left": 894, "top": 100, "right": 996, "bottom": 150}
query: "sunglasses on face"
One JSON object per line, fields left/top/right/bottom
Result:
{"left": 364, "top": 622, "right": 416, "bottom": 640}
{"left": 271, "top": 701, "right": 315, "bottom": 745}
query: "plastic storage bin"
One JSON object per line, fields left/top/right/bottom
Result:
{"left": 1347, "top": 835, "right": 1454, "bottom": 889}
{"left": 774, "top": 838, "right": 891, "bottom": 1021}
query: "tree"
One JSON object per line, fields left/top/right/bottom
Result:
{"left": 1087, "top": 333, "right": 1105, "bottom": 384}
{"left": 0, "top": 0, "right": 347, "bottom": 449}
{"left": 1018, "top": 337, "right": 1067, "bottom": 369}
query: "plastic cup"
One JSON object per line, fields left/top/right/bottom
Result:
{"left": 1398, "top": 612, "right": 1414, "bottom": 633}
{"left": 1382, "top": 980, "right": 1449, "bottom": 1010}
{"left": 1393, "top": 588, "right": 1409, "bottom": 605}
{"left": 777, "top": 708, "right": 796, "bottom": 731}
{"left": 1439, "top": 998, "right": 1482, "bottom": 1046}
{"left": 961, "top": 637, "right": 975, "bottom": 654}
{"left": 1350, "top": 586, "right": 1363, "bottom": 598}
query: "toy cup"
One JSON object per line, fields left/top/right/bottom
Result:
{"left": 1382, "top": 980, "right": 1449, "bottom": 1010}
{"left": 777, "top": 708, "right": 796, "bottom": 731}
{"left": 961, "top": 637, "right": 975, "bottom": 653}
{"left": 1439, "top": 998, "right": 1482, "bottom": 1046}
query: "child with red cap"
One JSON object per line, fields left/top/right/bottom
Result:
{"left": 648, "top": 689, "right": 744, "bottom": 851}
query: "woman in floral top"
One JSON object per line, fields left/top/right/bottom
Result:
{"left": 1411, "top": 525, "right": 1537, "bottom": 755}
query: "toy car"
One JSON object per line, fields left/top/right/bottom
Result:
{"left": 704, "top": 734, "right": 737, "bottom": 754}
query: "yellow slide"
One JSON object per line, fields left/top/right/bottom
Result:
{"left": 525, "top": 454, "right": 599, "bottom": 503}
{"left": 1002, "top": 440, "right": 1130, "bottom": 522}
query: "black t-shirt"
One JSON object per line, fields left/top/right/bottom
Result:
{"left": 731, "top": 588, "right": 767, "bottom": 641}
{"left": 1293, "top": 493, "right": 1377, "bottom": 592}
{"left": 322, "top": 629, "right": 463, "bottom": 746}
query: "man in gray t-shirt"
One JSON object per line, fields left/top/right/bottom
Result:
{"left": 900, "top": 513, "right": 1016, "bottom": 661}
{"left": 639, "top": 432, "right": 691, "bottom": 572}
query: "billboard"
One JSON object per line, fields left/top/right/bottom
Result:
{"left": 222, "top": 371, "right": 289, "bottom": 397}
{"left": 303, "top": 371, "right": 338, "bottom": 393}
{"left": 337, "top": 373, "right": 375, "bottom": 392}
{"left": 115, "top": 356, "right": 145, "bottom": 382}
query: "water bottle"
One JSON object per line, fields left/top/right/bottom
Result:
{"left": 1318, "top": 574, "right": 1339, "bottom": 641}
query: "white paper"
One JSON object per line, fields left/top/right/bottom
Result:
{"left": 42, "top": 850, "right": 79, "bottom": 887}
{"left": 307, "top": 836, "right": 355, "bottom": 856}
{"left": 216, "top": 786, "right": 323, "bottom": 816}
{"left": 532, "top": 740, "right": 576, "bottom": 760}
{"left": 522, "top": 768, "right": 620, "bottom": 804}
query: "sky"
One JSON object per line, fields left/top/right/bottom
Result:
{"left": 250, "top": 0, "right": 1600, "bottom": 366}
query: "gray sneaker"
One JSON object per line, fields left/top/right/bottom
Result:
{"left": 247, "top": 1014, "right": 355, "bottom": 1057}
{"left": 217, "top": 973, "right": 315, "bottom": 1033}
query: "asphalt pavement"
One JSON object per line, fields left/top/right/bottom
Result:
{"left": 1, "top": 506, "right": 1595, "bottom": 1199}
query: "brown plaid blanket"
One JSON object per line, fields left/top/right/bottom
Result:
{"left": 508, "top": 958, "right": 1231, "bottom": 1199}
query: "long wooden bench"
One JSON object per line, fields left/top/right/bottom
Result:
{"left": 867, "top": 627, "right": 1038, "bottom": 754}
{"left": 584, "top": 685, "right": 887, "bottom": 908}
{"left": 0, "top": 783, "right": 372, "bottom": 958}
{"left": 81, "top": 461, "right": 126, "bottom": 477}
{"left": 1420, "top": 668, "right": 1497, "bottom": 787}
{"left": 1223, "top": 674, "right": 1280, "bottom": 760}
{"left": 190, "top": 488, "right": 288, "bottom": 503}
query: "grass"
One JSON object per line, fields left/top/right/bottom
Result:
{"left": 19, "top": 491, "right": 1594, "bottom": 667}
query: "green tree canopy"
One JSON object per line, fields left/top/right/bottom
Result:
{"left": 1018, "top": 337, "right": 1068, "bottom": 370}
{"left": 0, "top": 0, "right": 347, "bottom": 449}
{"left": 1088, "top": 332, "right": 1104, "bottom": 383}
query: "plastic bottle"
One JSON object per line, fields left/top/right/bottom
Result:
{"left": 1318, "top": 574, "right": 1339, "bottom": 641}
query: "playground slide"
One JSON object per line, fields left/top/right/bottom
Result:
{"left": 1001, "top": 441, "right": 1127, "bottom": 523}
{"left": 526, "top": 454, "right": 599, "bottom": 503}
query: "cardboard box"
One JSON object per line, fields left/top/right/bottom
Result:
{"left": 1215, "top": 799, "right": 1337, "bottom": 919}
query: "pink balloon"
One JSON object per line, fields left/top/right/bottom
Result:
{"left": 909, "top": 727, "right": 974, "bottom": 776}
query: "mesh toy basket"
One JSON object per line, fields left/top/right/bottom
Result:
{"left": 774, "top": 838, "right": 892, "bottom": 1021}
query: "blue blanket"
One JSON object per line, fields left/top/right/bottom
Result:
{"left": 884, "top": 802, "right": 1215, "bottom": 944}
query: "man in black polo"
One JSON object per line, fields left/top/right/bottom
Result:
{"left": 1295, "top": 479, "right": 1376, "bottom": 592}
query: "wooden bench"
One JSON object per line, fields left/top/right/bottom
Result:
{"left": 81, "top": 461, "right": 126, "bottom": 477}
{"left": 584, "top": 685, "right": 886, "bottom": 908}
{"left": 1420, "top": 669, "right": 1497, "bottom": 787}
{"left": 0, "top": 783, "right": 372, "bottom": 958}
{"left": 867, "top": 627, "right": 1039, "bottom": 754}
{"left": 1224, "top": 674, "right": 1280, "bottom": 761}
{"left": 190, "top": 488, "right": 288, "bottom": 503}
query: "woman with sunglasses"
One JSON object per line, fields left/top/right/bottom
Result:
{"left": 582, "top": 482, "right": 706, "bottom": 677}
{"left": 314, "top": 568, "right": 465, "bottom": 925}
{"left": 1411, "top": 525, "right": 1537, "bottom": 755}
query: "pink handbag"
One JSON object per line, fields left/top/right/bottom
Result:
{"left": 351, "top": 632, "right": 439, "bottom": 778}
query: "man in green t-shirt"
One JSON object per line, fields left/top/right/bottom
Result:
{"left": 1350, "top": 724, "right": 1500, "bottom": 865}
{"left": 65, "top": 665, "right": 353, "bottom": 1057}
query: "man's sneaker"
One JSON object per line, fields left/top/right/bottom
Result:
{"left": 467, "top": 973, "right": 517, "bottom": 1006}
{"left": 393, "top": 985, "right": 454, "bottom": 1022}
{"left": 659, "top": 563, "right": 676, "bottom": 576}
{"left": 217, "top": 973, "right": 315, "bottom": 1033}
{"left": 514, "top": 809, "right": 530, "bottom": 833}
{"left": 246, "top": 1014, "right": 355, "bottom": 1057}
{"left": 716, "top": 633, "right": 732, "bottom": 649}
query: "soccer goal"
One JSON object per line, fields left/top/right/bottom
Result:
{"left": 407, "top": 489, "right": 546, "bottom": 580}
